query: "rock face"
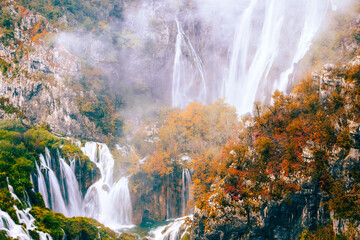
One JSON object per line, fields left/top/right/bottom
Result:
{"left": 191, "top": 150, "right": 359, "bottom": 240}
{"left": 129, "top": 172, "right": 185, "bottom": 225}
{"left": 0, "top": 3, "right": 106, "bottom": 141}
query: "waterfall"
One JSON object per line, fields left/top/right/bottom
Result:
{"left": 34, "top": 147, "right": 82, "bottom": 217}
{"left": 172, "top": 19, "right": 208, "bottom": 109}
{"left": 34, "top": 143, "right": 133, "bottom": 229}
{"left": 0, "top": 209, "right": 32, "bottom": 240}
{"left": 2, "top": 184, "right": 53, "bottom": 240}
{"left": 82, "top": 142, "right": 133, "bottom": 229}
{"left": 223, "top": 0, "right": 331, "bottom": 115}
{"left": 181, "top": 168, "right": 192, "bottom": 216}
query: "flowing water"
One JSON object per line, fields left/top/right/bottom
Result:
{"left": 82, "top": 142, "right": 133, "bottom": 229}
{"left": 34, "top": 143, "right": 133, "bottom": 230}
{"left": 172, "top": 0, "right": 334, "bottom": 115}
{"left": 172, "top": 19, "right": 208, "bottom": 109}
{"left": 35, "top": 148, "right": 82, "bottom": 217}
{"left": 181, "top": 168, "right": 192, "bottom": 217}
{"left": 223, "top": 0, "right": 332, "bottom": 115}
{"left": 150, "top": 216, "right": 192, "bottom": 240}
{"left": 1, "top": 184, "right": 53, "bottom": 240}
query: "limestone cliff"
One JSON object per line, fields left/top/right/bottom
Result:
{"left": 0, "top": 1, "right": 106, "bottom": 141}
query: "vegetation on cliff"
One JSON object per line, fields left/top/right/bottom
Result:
{"left": 189, "top": 62, "right": 360, "bottom": 239}
{"left": 0, "top": 119, "right": 111, "bottom": 239}
{"left": 30, "top": 207, "right": 117, "bottom": 240}
{"left": 16, "top": 0, "right": 123, "bottom": 27}
{"left": 0, "top": 0, "right": 125, "bottom": 140}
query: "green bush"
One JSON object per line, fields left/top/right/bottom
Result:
{"left": 31, "top": 207, "right": 117, "bottom": 240}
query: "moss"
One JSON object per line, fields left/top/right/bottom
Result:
{"left": 0, "top": 120, "right": 28, "bottom": 133}
{"left": 181, "top": 233, "right": 190, "bottom": 240}
{"left": 0, "top": 231, "right": 12, "bottom": 240}
{"left": 0, "top": 189, "right": 18, "bottom": 223}
{"left": 0, "top": 120, "right": 98, "bottom": 207}
{"left": 118, "top": 232, "right": 138, "bottom": 240}
{"left": 29, "top": 230, "right": 40, "bottom": 240}
{"left": 31, "top": 207, "right": 117, "bottom": 240}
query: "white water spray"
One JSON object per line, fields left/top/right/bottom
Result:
{"left": 150, "top": 215, "right": 192, "bottom": 240}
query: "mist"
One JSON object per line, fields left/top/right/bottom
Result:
{"left": 53, "top": 0, "right": 357, "bottom": 118}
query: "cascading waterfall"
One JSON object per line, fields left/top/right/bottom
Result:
{"left": 34, "top": 147, "right": 82, "bottom": 217}
{"left": 223, "top": 0, "right": 332, "bottom": 115}
{"left": 82, "top": 142, "right": 132, "bottom": 229}
{"left": 2, "top": 184, "right": 53, "bottom": 240}
{"left": 172, "top": 19, "right": 208, "bottom": 109}
{"left": 0, "top": 209, "right": 32, "bottom": 240}
{"left": 34, "top": 143, "right": 133, "bottom": 230}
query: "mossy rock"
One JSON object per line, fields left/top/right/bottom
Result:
{"left": 181, "top": 233, "right": 190, "bottom": 240}
{"left": 118, "top": 232, "right": 138, "bottom": 240}
{"left": 31, "top": 207, "right": 117, "bottom": 240}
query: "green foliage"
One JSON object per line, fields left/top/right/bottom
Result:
{"left": 0, "top": 119, "right": 109, "bottom": 238}
{"left": 0, "top": 98, "right": 27, "bottom": 119}
{"left": 17, "top": 0, "right": 123, "bottom": 27}
{"left": 298, "top": 224, "right": 357, "bottom": 240}
{"left": 0, "top": 120, "right": 92, "bottom": 208}
{"left": 31, "top": 207, "right": 117, "bottom": 239}
{"left": 0, "top": 8, "right": 15, "bottom": 45}
{"left": 0, "top": 119, "right": 29, "bottom": 133}
{"left": 0, "top": 59, "right": 10, "bottom": 76}
{"left": 118, "top": 232, "right": 138, "bottom": 240}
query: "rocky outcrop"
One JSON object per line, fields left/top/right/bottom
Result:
{"left": 191, "top": 146, "right": 360, "bottom": 240}
{"left": 190, "top": 60, "right": 360, "bottom": 240}
{"left": 129, "top": 172, "right": 185, "bottom": 225}
{"left": 191, "top": 182, "right": 329, "bottom": 240}
{"left": 0, "top": 3, "right": 106, "bottom": 141}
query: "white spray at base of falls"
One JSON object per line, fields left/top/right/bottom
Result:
{"left": 82, "top": 142, "right": 132, "bottom": 229}
{"left": 34, "top": 142, "right": 133, "bottom": 230}
{"left": 150, "top": 215, "right": 192, "bottom": 240}
{"left": 172, "top": 19, "right": 208, "bottom": 109}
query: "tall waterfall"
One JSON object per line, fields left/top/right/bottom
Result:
{"left": 223, "top": 0, "right": 331, "bottom": 115}
{"left": 34, "top": 143, "right": 132, "bottom": 230}
{"left": 35, "top": 148, "right": 82, "bottom": 217}
{"left": 172, "top": 19, "right": 208, "bottom": 109}
{"left": 181, "top": 168, "right": 192, "bottom": 216}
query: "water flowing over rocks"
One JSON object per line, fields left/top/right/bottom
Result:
{"left": 32, "top": 142, "right": 133, "bottom": 229}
